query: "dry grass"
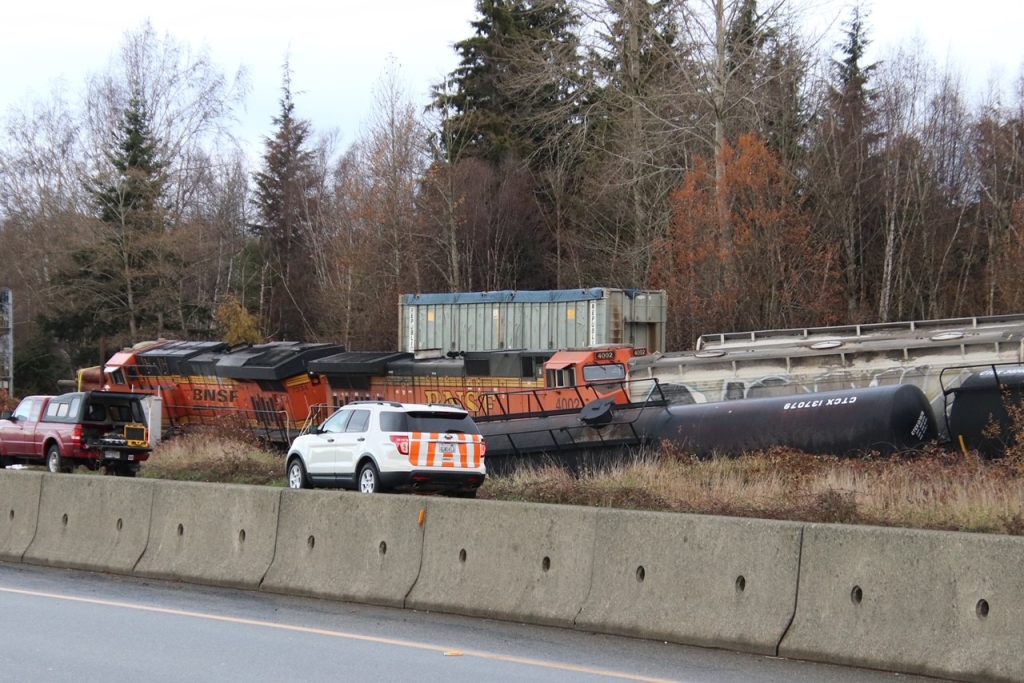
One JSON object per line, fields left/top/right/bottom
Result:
{"left": 142, "top": 429, "right": 285, "bottom": 486}
{"left": 139, "top": 421, "right": 1024, "bottom": 535}
{"left": 479, "top": 446, "right": 1024, "bottom": 535}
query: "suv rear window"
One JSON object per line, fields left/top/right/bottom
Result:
{"left": 379, "top": 410, "right": 480, "bottom": 434}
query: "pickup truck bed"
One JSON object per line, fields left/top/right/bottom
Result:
{"left": 0, "top": 391, "right": 152, "bottom": 476}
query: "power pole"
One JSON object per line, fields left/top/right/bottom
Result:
{"left": 0, "top": 288, "right": 12, "bottom": 400}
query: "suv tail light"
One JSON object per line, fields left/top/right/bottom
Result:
{"left": 479, "top": 440, "right": 487, "bottom": 458}
{"left": 71, "top": 424, "right": 84, "bottom": 447}
{"left": 390, "top": 435, "right": 410, "bottom": 455}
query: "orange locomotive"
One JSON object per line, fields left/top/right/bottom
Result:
{"left": 78, "top": 341, "right": 645, "bottom": 442}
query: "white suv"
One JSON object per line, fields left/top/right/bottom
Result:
{"left": 286, "top": 401, "right": 487, "bottom": 496}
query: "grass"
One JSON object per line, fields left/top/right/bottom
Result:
{"left": 139, "top": 432, "right": 1024, "bottom": 536}
{"left": 478, "top": 445, "right": 1024, "bottom": 535}
{"left": 142, "top": 429, "right": 286, "bottom": 486}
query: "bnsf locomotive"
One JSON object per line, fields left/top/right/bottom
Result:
{"left": 77, "top": 341, "right": 643, "bottom": 443}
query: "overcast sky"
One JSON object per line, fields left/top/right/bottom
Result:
{"left": 2, "top": 0, "right": 1022, "bottom": 158}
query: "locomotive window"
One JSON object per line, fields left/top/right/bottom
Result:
{"left": 345, "top": 410, "right": 370, "bottom": 433}
{"left": 546, "top": 368, "right": 576, "bottom": 388}
{"left": 582, "top": 364, "right": 626, "bottom": 383}
{"left": 109, "top": 370, "right": 126, "bottom": 385}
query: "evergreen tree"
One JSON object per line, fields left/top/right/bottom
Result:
{"left": 41, "top": 92, "right": 169, "bottom": 358}
{"left": 252, "top": 65, "right": 320, "bottom": 340}
{"left": 431, "top": 0, "right": 580, "bottom": 166}
{"left": 807, "top": 5, "right": 882, "bottom": 319}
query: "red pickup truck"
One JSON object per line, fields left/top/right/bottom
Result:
{"left": 0, "top": 391, "right": 152, "bottom": 476}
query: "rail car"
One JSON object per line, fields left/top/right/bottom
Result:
{"left": 695, "top": 313, "right": 1024, "bottom": 352}
{"left": 630, "top": 323, "right": 1024, "bottom": 439}
{"left": 78, "top": 341, "right": 641, "bottom": 443}
{"left": 76, "top": 309, "right": 1024, "bottom": 457}
{"left": 944, "top": 364, "right": 1024, "bottom": 457}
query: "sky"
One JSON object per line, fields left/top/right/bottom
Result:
{"left": 2, "top": 0, "right": 1022, "bottom": 159}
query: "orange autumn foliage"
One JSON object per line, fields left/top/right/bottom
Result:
{"left": 653, "top": 134, "right": 842, "bottom": 348}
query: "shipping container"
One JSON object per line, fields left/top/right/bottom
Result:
{"left": 399, "top": 288, "right": 666, "bottom": 354}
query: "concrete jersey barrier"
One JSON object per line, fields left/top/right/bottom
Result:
{"left": 5, "top": 471, "right": 1024, "bottom": 683}
{"left": 405, "top": 498, "right": 599, "bottom": 627}
{"left": 134, "top": 480, "right": 280, "bottom": 589}
{"left": 779, "top": 523, "right": 1024, "bottom": 683}
{"left": 262, "top": 490, "right": 427, "bottom": 608}
{"left": 575, "top": 510, "right": 803, "bottom": 655}
{"left": 23, "top": 474, "right": 153, "bottom": 574}
{"left": 0, "top": 470, "right": 43, "bottom": 562}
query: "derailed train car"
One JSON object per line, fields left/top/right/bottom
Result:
{"left": 75, "top": 307, "right": 1024, "bottom": 463}
{"left": 476, "top": 384, "right": 938, "bottom": 474}
{"left": 945, "top": 365, "right": 1024, "bottom": 457}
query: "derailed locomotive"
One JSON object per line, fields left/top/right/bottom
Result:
{"left": 77, "top": 342, "right": 1021, "bottom": 467}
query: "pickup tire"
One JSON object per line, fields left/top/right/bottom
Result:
{"left": 46, "top": 444, "right": 72, "bottom": 474}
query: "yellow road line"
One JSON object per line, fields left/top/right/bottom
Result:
{"left": 0, "top": 585, "right": 681, "bottom": 683}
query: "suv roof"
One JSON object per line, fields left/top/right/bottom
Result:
{"left": 346, "top": 400, "right": 469, "bottom": 415}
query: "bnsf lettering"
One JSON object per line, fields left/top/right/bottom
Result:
{"left": 423, "top": 390, "right": 496, "bottom": 414}
{"left": 783, "top": 396, "right": 858, "bottom": 410}
{"left": 192, "top": 388, "right": 239, "bottom": 403}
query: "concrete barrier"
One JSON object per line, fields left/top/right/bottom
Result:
{"left": 22, "top": 474, "right": 153, "bottom": 573}
{"left": 575, "top": 510, "right": 802, "bottom": 655}
{"left": 261, "top": 490, "right": 426, "bottom": 608}
{"left": 779, "top": 524, "right": 1024, "bottom": 683}
{"left": 134, "top": 481, "right": 280, "bottom": 589}
{"left": 405, "top": 498, "right": 598, "bottom": 627}
{"left": 0, "top": 470, "right": 43, "bottom": 562}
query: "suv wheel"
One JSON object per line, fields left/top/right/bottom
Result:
{"left": 358, "top": 461, "right": 381, "bottom": 494}
{"left": 288, "top": 458, "right": 309, "bottom": 489}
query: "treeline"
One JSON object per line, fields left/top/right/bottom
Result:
{"left": 2, "top": 2, "right": 1023, "bottom": 394}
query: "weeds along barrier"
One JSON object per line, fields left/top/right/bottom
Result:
{"left": 1, "top": 469, "right": 1021, "bottom": 683}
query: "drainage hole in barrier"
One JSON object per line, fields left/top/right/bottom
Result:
{"left": 851, "top": 585, "right": 863, "bottom": 605}
{"left": 8, "top": 509, "right": 13, "bottom": 521}
{"left": 238, "top": 529, "right": 246, "bottom": 543}
{"left": 379, "top": 541, "right": 387, "bottom": 556}
{"left": 636, "top": 566, "right": 646, "bottom": 583}
{"left": 976, "top": 599, "right": 989, "bottom": 619}
{"left": 116, "top": 518, "right": 123, "bottom": 532}
{"left": 307, "top": 535, "right": 316, "bottom": 550}
{"left": 735, "top": 575, "right": 746, "bottom": 593}
{"left": 542, "top": 556, "right": 551, "bottom": 572}
{"left": 61, "top": 513, "right": 68, "bottom": 527}
{"left": 459, "top": 548, "right": 467, "bottom": 563}
{"left": 177, "top": 523, "right": 184, "bottom": 537}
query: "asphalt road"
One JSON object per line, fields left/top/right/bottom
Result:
{"left": 0, "top": 562, "right": 939, "bottom": 683}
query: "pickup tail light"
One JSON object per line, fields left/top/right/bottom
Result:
{"left": 71, "top": 424, "right": 84, "bottom": 447}
{"left": 389, "top": 435, "right": 410, "bottom": 455}
{"left": 479, "top": 439, "right": 487, "bottom": 458}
